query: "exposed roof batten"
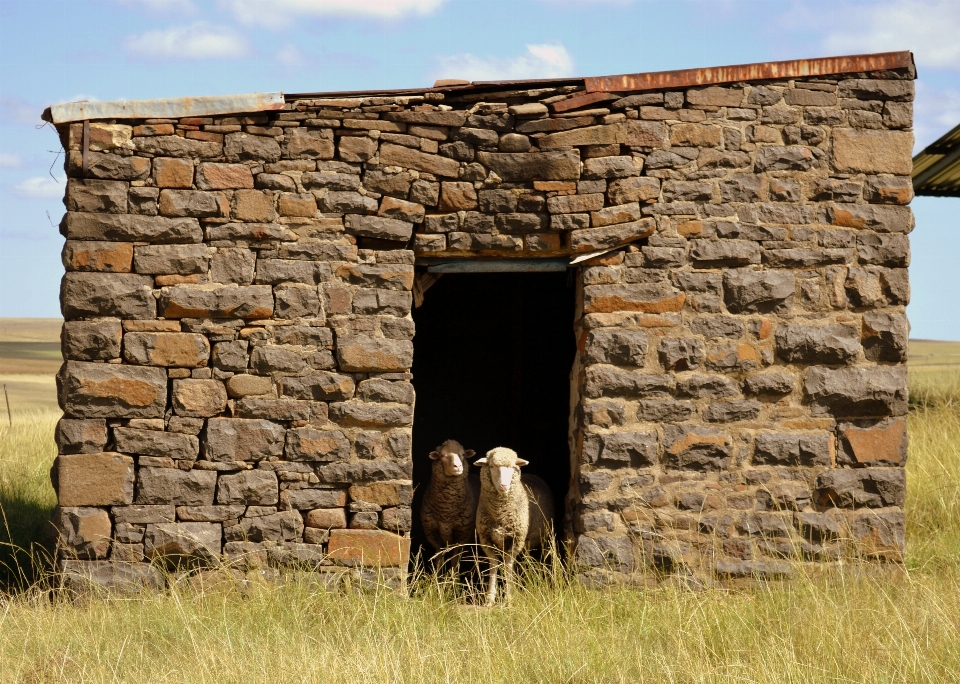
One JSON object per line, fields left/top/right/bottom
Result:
{"left": 913, "top": 122, "right": 960, "bottom": 197}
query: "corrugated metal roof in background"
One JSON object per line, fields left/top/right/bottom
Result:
{"left": 913, "top": 123, "right": 960, "bottom": 197}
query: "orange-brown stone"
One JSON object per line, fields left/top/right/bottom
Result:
{"left": 56, "top": 452, "right": 134, "bottom": 506}
{"left": 842, "top": 418, "right": 907, "bottom": 464}
{"left": 154, "top": 157, "right": 195, "bottom": 189}
{"left": 327, "top": 529, "right": 410, "bottom": 567}
{"left": 64, "top": 241, "right": 133, "bottom": 272}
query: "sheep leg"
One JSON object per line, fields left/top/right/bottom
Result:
{"left": 482, "top": 547, "right": 500, "bottom": 606}
{"left": 503, "top": 551, "right": 517, "bottom": 603}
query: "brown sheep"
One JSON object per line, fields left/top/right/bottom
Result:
{"left": 419, "top": 439, "right": 479, "bottom": 572}
{"left": 474, "top": 447, "right": 554, "bottom": 605}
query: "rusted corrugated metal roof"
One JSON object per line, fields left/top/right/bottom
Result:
{"left": 287, "top": 51, "right": 914, "bottom": 101}
{"left": 913, "top": 123, "right": 960, "bottom": 197}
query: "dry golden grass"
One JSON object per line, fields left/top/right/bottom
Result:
{"left": 0, "top": 329, "right": 958, "bottom": 682}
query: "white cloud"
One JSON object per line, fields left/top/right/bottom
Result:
{"left": 0, "top": 96, "right": 42, "bottom": 125}
{"left": 222, "top": 0, "right": 446, "bottom": 28}
{"left": 435, "top": 43, "right": 575, "bottom": 82}
{"left": 12, "top": 175, "right": 65, "bottom": 199}
{"left": 821, "top": 0, "right": 960, "bottom": 70}
{"left": 124, "top": 23, "right": 250, "bottom": 60}
{"left": 914, "top": 81, "right": 960, "bottom": 150}
{"left": 116, "top": 0, "right": 198, "bottom": 13}
{"left": 0, "top": 153, "right": 24, "bottom": 168}
{"left": 276, "top": 44, "right": 306, "bottom": 68}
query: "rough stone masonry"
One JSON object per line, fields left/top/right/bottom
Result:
{"left": 47, "top": 52, "right": 915, "bottom": 589}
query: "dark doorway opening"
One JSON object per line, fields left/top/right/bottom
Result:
{"left": 410, "top": 271, "right": 577, "bottom": 562}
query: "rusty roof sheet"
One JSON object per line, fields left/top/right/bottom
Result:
{"left": 913, "top": 122, "right": 960, "bottom": 197}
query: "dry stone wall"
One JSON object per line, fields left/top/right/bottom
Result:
{"left": 52, "top": 62, "right": 914, "bottom": 588}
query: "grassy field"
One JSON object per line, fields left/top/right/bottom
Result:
{"left": 1, "top": 319, "right": 959, "bottom": 682}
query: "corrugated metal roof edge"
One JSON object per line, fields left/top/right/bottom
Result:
{"left": 913, "top": 121, "right": 960, "bottom": 197}
{"left": 41, "top": 51, "right": 914, "bottom": 124}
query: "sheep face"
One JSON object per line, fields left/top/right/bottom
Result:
{"left": 475, "top": 447, "right": 529, "bottom": 495}
{"left": 429, "top": 439, "right": 475, "bottom": 478}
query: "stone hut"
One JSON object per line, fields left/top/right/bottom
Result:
{"left": 46, "top": 51, "right": 915, "bottom": 589}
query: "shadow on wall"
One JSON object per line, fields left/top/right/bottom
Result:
{"left": 410, "top": 271, "right": 577, "bottom": 562}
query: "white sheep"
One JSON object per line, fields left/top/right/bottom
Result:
{"left": 419, "top": 439, "right": 479, "bottom": 572}
{"left": 474, "top": 447, "right": 555, "bottom": 605}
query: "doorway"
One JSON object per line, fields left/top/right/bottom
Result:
{"left": 410, "top": 270, "right": 577, "bottom": 560}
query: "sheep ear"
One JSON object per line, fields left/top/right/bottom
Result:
{"left": 464, "top": 449, "right": 475, "bottom": 458}
{"left": 428, "top": 451, "right": 441, "bottom": 460}
{"left": 473, "top": 457, "right": 487, "bottom": 466}
{"left": 515, "top": 458, "right": 530, "bottom": 467}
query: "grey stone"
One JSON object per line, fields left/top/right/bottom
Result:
{"left": 775, "top": 323, "right": 860, "bottom": 364}
{"left": 584, "top": 329, "right": 649, "bottom": 366}
{"left": 663, "top": 425, "right": 732, "bottom": 470}
{"left": 114, "top": 428, "right": 199, "bottom": 460}
{"left": 804, "top": 366, "right": 908, "bottom": 417}
{"left": 285, "top": 428, "right": 350, "bottom": 462}
{"left": 211, "top": 248, "right": 256, "bottom": 285}
{"left": 856, "top": 233, "right": 909, "bottom": 267}
{"left": 719, "top": 174, "right": 763, "bottom": 202}
{"left": 321, "top": 192, "right": 378, "bottom": 214}
{"left": 203, "top": 418, "right": 286, "bottom": 462}
{"left": 583, "top": 366, "right": 672, "bottom": 399}
{"left": 133, "top": 244, "right": 209, "bottom": 275}
{"left": 676, "top": 375, "right": 739, "bottom": 399}
{"left": 159, "top": 285, "right": 274, "bottom": 319}
{"left": 62, "top": 213, "right": 202, "bottom": 244}
{"left": 212, "top": 340, "right": 249, "bottom": 372}
{"left": 176, "top": 505, "right": 246, "bottom": 522}
{"left": 144, "top": 522, "right": 222, "bottom": 564}
{"left": 582, "top": 431, "right": 657, "bottom": 468}
{"left": 582, "top": 401, "right": 627, "bottom": 428}
{"left": 641, "top": 246, "right": 685, "bottom": 268}
{"left": 714, "top": 560, "right": 793, "bottom": 578}
{"left": 352, "top": 289, "right": 411, "bottom": 316}
{"left": 579, "top": 472, "right": 613, "bottom": 496}
{"left": 274, "top": 285, "right": 321, "bottom": 319}
{"left": 862, "top": 312, "right": 908, "bottom": 363}
{"left": 123, "top": 332, "right": 210, "bottom": 368}
{"left": 723, "top": 269, "right": 795, "bottom": 314}
{"left": 255, "top": 260, "right": 328, "bottom": 285}
{"left": 256, "top": 173, "right": 298, "bottom": 192}
{"left": 659, "top": 338, "right": 705, "bottom": 371}
{"left": 112, "top": 505, "right": 176, "bottom": 524}
{"left": 314, "top": 460, "right": 411, "bottom": 484}
{"left": 753, "top": 432, "right": 831, "bottom": 466}
{"left": 575, "top": 536, "right": 634, "bottom": 572}
{"left": 329, "top": 402, "right": 413, "bottom": 428}
{"left": 60, "top": 559, "right": 165, "bottom": 593}
{"left": 689, "top": 317, "right": 745, "bottom": 339}
{"left": 272, "top": 326, "right": 334, "bottom": 347}
{"left": 475, "top": 150, "right": 580, "bottom": 181}
{"left": 635, "top": 399, "right": 695, "bottom": 423}
{"left": 217, "top": 470, "right": 279, "bottom": 505}
{"left": 357, "top": 379, "right": 414, "bottom": 404}
{"left": 815, "top": 468, "right": 905, "bottom": 508}
{"left": 54, "top": 507, "right": 112, "bottom": 559}
{"left": 228, "top": 511, "right": 303, "bottom": 543}
{"left": 691, "top": 240, "right": 760, "bottom": 265}
{"left": 62, "top": 320, "right": 122, "bottom": 361}
{"left": 61, "top": 273, "right": 155, "bottom": 319}
{"left": 66, "top": 179, "right": 128, "bottom": 214}
{"left": 703, "top": 401, "right": 761, "bottom": 422}
{"left": 136, "top": 467, "right": 217, "bottom": 506}
{"left": 56, "top": 418, "right": 108, "bottom": 454}
{"left": 76, "top": 152, "right": 151, "bottom": 181}
{"left": 58, "top": 362, "right": 168, "bottom": 419}
{"left": 583, "top": 156, "right": 641, "bottom": 180}
{"left": 343, "top": 214, "right": 413, "bottom": 241}
{"left": 754, "top": 146, "right": 819, "bottom": 171}
{"left": 336, "top": 335, "right": 413, "bottom": 373}
{"left": 743, "top": 372, "right": 794, "bottom": 396}
{"left": 280, "top": 372, "right": 355, "bottom": 401}
{"left": 222, "top": 132, "right": 280, "bottom": 162}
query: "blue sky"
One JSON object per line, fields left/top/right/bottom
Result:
{"left": 0, "top": 0, "right": 957, "bottom": 338}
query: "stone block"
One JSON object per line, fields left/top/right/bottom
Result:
{"left": 863, "top": 175, "right": 913, "bottom": 204}
{"left": 54, "top": 507, "right": 112, "bottom": 560}
{"left": 112, "top": 505, "right": 176, "bottom": 524}
{"left": 582, "top": 431, "right": 657, "bottom": 468}
{"left": 838, "top": 417, "right": 907, "bottom": 466}
{"left": 56, "top": 418, "right": 108, "bottom": 454}
{"left": 250, "top": 345, "right": 307, "bottom": 373}
{"left": 438, "top": 181, "right": 478, "bottom": 212}
{"left": 62, "top": 320, "right": 122, "bottom": 361}
{"left": 583, "top": 156, "right": 642, "bottom": 180}
{"left": 753, "top": 432, "right": 831, "bottom": 466}
{"left": 144, "top": 522, "right": 222, "bottom": 564}
{"left": 66, "top": 179, "right": 128, "bottom": 214}
{"left": 723, "top": 269, "right": 794, "bottom": 314}
{"left": 804, "top": 366, "right": 908, "bottom": 417}
{"left": 61, "top": 273, "right": 155, "bottom": 319}
{"left": 136, "top": 467, "right": 217, "bottom": 506}
{"left": 349, "top": 481, "right": 413, "bottom": 507}
{"left": 583, "top": 366, "right": 672, "bottom": 399}
{"left": 217, "top": 470, "right": 279, "bottom": 505}
{"left": 230, "top": 511, "right": 303, "bottom": 543}
{"left": 754, "top": 146, "right": 819, "bottom": 171}
{"left": 356, "top": 379, "right": 414, "bottom": 404}
{"left": 204, "top": 418, "right": 286, "bottom": 462}
{"left": 329, "top": 402, "right": 413, "bottom": 428}
{"left": 314, "top": 460, "right": 411, "bottom": 484}
{"left": 856, "top": 233, "right": 909, "bottom": 267}
{"left": 379, "top": 143, "right": 460, "bottom": 177}
{"left": 274, "top": 285, "right": 321, "bottom": 319}
{"left": 339, "top": 135, "right": 378, "bottom": 162}
{"left": 195, "top": 162, "right": 254, "bottom": 190}
{"left": 113, "top": 428, "right": 199, "bottom": 460}
{"left": 153, "top": 158, "right": 194, "bottom": 189}
{"left": 210, "top": 248, "right": 256, "bottom": 284}
{"left": 582, "top": 282, "right": 683, "bottom": 314}
{"left": 607, "top": 177, "right": 660, "bottom": 205}
{"left": 574, "top": 536, "right": 634, "bottom": 573}
{"left": 56, "top": 452, "right": 134, "bottom": 506}
{"left": 336, "top": 335, "right": 413, "bottom": 372}
{"left": 62, "top": 241, "right": 133, "bottom": 273}
{"left": 131, "top": 134, "right": 222, "bottom": 158}
{"left": 223, "top": 132, "right": 280, "bottom": 162}
{"left": 743, "top": 372, "right": 794, "bottom": 397}
{"left": 159, "top": 284, "right": 274, "bottom": 319}
{"left": 327, "top": 529, "right": 410, "bottom": 567}
{"left": 283, "top": 488, "right": 348, "bottom": 510}
{"left": 124, "top": 332, "right": 210, "bottom": 367}
{"left": 476, "top": 150, "right": 580, "bottom": 181}
{"left": 658, "top": 337, "right": 705, "bottom": 371}
{"left": 304, "top": 508, "right": 347, "bottom": 529}
{"left": 775, "top": 323, "right": 860, "bottom": 364}
{"left": 832, "top": 129, "right": 913, "bottom": 175}
{"left": 158, "top": 190, "right": 228, "bottom": 218}
{"left": 132, "top": 244, "right": 210, "bottom": 275}
{"left": 226, "top": 374, "right": 272, "bottom": 398}
{"left": 815, "top": 468, "right": 905, "bottom": 508}
{"left": 635, "top": 399, "right": 695, "bottom": 423}
{"left": 60, "top": 559, "right": 165, "bottom": 593}
{"left": 60, "top": 212, "right": 203, "bottom": 244}
{"left": 59, "top": 362, "right": 167, "bottom": 418}
{"left": 285, "top": 428, "right": 351, "bottom": 462}
{"left": 343, "top": 214, "right": 413, "bottom": 242}
{"left": 851, "top": 509, "right": 904, "bottom": 559}
{"left": 861, "top": 312, "right": 908, "bottom": 363}
{"left": 213, "top": 341, "right": 249, "bottom": 372}
{"left": 663, "top": 425, "right": 732, "bottom": 470}
{"left": 176, "top": 505, "right": 246, "bottom": 522}
{"left": 172, "top": 379, "right": 227, "bottom": 418}
{"left": 690, "top": 240, "right": 760, "bottom": 265}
